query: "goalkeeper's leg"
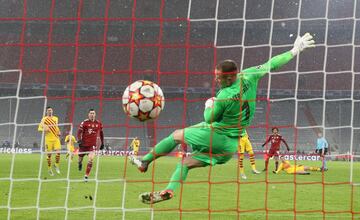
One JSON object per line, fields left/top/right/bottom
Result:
{"left": 130, "top": 130, "right": 181, "bottom": 173}
{"left": 139, "top": 158, "right": 205, "bottom": 204}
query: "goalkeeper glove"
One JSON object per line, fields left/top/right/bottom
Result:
{"left": 205, "top": 97, "right": 215, "bottom": 109}
{"left": 290, "top": 33, "right": 315, "bottom": 56}
{"left": 100, "top": 144, "right": 104, "bottom": 150}
{"left": 77, "top": 140, "right": 82, "bottom": 146}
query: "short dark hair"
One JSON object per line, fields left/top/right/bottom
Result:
{"left": 272, "top": 127, "right": 278, "bottom": 132}
{"left": 46, "top": 106, "right": 52, "bottom": 110}
{"left": 88, "top": 108, "right": 95, "bottom": 112}
{"left": 216, "top": 60, "right": 238, "bottom": 74}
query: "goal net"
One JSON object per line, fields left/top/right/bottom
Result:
{"left": 0, "top": 0, "right": 359, "bottom": 219}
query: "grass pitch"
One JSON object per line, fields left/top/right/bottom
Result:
{"left": 0, "top": 154, "right": 359, "bottom": 220}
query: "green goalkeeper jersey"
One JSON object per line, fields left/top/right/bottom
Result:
{"left": 203, "top": 51, "right": 294, "bottom": 137}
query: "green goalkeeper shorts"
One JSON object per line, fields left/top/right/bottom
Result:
{"left": 184, "top": 122, "right": 239, "bottom": 166}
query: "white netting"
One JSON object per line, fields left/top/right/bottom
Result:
{"left": 1, "top": 0, "right": 360, "bottom": 219}
{"left": 191, "top": 0, "right": 359, "bottom": 218}
{"left": 0, "top": 69, "right": 149, "bottom": 219}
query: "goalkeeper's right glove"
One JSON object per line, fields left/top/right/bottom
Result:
{"left": 205, "top": 97, "right": 215, "bottom": 109}
{"left": 290, "top": 33, "right": 315, "bottom": 56}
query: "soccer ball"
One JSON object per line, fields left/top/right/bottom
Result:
{"left": 122, "top": 80, "right": 165, "bottom": 121}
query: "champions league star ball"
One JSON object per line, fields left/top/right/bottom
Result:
{"left": 122, "top": 80, "right": 165, "bottom": 121}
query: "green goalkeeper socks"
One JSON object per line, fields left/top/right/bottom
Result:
{"left": 165, "top": 163, "right": 189, "bottom": 192}
{"left": 142, "top": 134, "right": 177, "bottom": 162}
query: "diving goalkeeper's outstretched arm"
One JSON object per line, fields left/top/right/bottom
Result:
{"left": 242, "top": 33, "right": 315, "bottom": 79}
{"left": 204, "top": 33, "right": 315, "bottom": 124}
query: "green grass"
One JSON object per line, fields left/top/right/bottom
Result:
{"left": 0, "top": 154, "right": 359, "bottom": 220}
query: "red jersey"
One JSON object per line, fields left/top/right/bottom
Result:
{"left": 262, "top": 134, "right": 289, "bottom": 151}
{"left": 77, "top": 119, "right": 104, "bottom": 148}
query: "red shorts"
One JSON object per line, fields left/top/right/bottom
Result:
{"left": 267, "top": 149, "right": 280, "bottom": 158}
{"left": 79, "top": 145, "right": 95, "bottom": 155}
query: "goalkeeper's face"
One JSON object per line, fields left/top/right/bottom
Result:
{"left": 88, "top": 111, "right": 96, "bottom": 121}
{"left": 215, "top": 69, "right": 237, "bottom": 88}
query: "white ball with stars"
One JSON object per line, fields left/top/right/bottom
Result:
{"left": 122, "top": 80, "right": 165, "bottom": 121}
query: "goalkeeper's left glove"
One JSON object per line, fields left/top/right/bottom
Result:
{"left": 100, "top": 144, "right": 104, "bottom": 150}
{"left": 205, "top": 97, "right": 215, "bottom": 109}
{"left": 290, "top": 32, "right": 315, "bottom": 56}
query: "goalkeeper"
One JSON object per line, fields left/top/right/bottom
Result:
{"left": 130, "top": 33, "right": 315, "bottom": 204}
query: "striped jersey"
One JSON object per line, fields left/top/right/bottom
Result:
{"left": 38, "top": 116, "right": 60, "bottom": 141}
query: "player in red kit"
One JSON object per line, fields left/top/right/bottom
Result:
{"left": 262, "top": 127, "right": 290, "bottom": 172}
{"left": 77, "top": 109, "right": 104, "bottom": 182}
